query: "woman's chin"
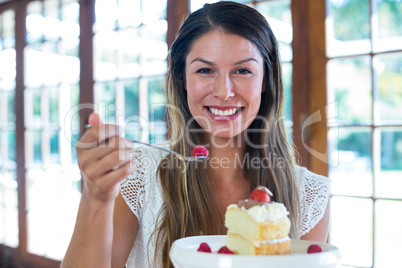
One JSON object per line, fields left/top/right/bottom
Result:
{"left": 208, "top": 131, "right": 245, "bottom": 143}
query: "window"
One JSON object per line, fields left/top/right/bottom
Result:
{"left": 24, "top": 0, "right": 81, "bottom": 260}
{"left": 0, "top": 8, "right": 18, "bottom": 249}
{"left": 326, "top": 0, "right": 402, "bottom": 267}
{"left": 255, "top": 0, "right": 293, "bottom": 141}
{"left": 93, "top": 0, "right": 168, "bottom": 143}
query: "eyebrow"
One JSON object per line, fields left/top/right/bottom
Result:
{"left": 190, "top": 57, "right": 259, "bottom": 66}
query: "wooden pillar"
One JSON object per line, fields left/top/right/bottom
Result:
{"left": 15, "top": 0, "right": 27, "bottom": 262}
{"left": 291, "top": 0, "right": 328, "bottom": 176}
{"left": 78, "top": 0, "right": 95, "bottom": 136}
{"left": 307, "top": 0, "right": 328, "bottom": 176}
{"left": 291, "top": 0, "right": 310, "bottom": 168}
{"left": 166, "top": 0, "right": 189, "bottom": 48}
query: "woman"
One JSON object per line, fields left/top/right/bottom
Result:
{"left": 62, "top": 2, "right": 330, "bottom": 268}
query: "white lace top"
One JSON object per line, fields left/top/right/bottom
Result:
{"left": 120, "top": 146, "right": 330, "bottom": 268}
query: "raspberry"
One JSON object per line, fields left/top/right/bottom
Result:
{"left": 307, "top": 244, "right": 322, "bottom": 254}
{"left": 192, "top": 146, "right": 209, "bottom": 157}
{"left": 217, "top": 246, "right": 234, "bottom": 254}
{"left": 248, "top": 185, "right": 272, "bottom": 203}
{"left": 197, "top": 242, "right": 212, "bottom": 253}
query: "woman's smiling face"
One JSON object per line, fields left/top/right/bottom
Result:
{"left": 184, "top": 30, "right": 265, "bottom": 139}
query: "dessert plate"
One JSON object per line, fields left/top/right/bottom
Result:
{"left": 169, "top": 235, "right": 341, "bottom": 268}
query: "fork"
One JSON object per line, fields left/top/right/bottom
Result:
{"left": 84, "top": 124, "right": 206, "bottom": 162}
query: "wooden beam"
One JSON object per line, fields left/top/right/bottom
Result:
{"left": 291, "top": 0, "right": 328, "bottom": 176}
{"left": 291, "top": 0, "right": 311, "bottom": 168}
{"left": 14, "top": 0, "right": 27, "bottom": 262}
{"left": 0, "top": 0, "right": 13, "bottom": 11}
{"left": 23, "top": 252, "right": 61, "bottom": 268}
{"left": 0, "top": 245, "right": 19, "bottom": 268}
{"left": 78, "top": 0, "right": 95, "bottom": 136}
{"left": 307, "top": 0, "right": 328, "bottom": 176}
{"left": 166, "top": 0, "right": 189, "bottom": 48}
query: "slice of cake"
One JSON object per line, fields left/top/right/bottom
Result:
{"left": 225, "top": 186, "right": 291, "bottom": 255}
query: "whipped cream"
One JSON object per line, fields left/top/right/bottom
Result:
{"left": 228, "top": 201, "right": 289, "bottom": 222}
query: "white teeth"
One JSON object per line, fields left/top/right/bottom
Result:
{"left": 208, "top": 107, "right": 240, "bottom": 116}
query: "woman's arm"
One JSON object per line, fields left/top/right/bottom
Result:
{"left": 61, "top": 191, "right": 138, "bottom": 268}
{"left": 61, "top": 113, "right": 137, "bottom": 268}
{"left": 300, "top": 199, "right": 330, "bottom": 242}
{"left": 111, "top": 193, "right": 138, "bottom": 268}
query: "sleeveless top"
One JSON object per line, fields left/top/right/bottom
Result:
{"left": 120, "top": 145, "right": 330, "bottom": 268}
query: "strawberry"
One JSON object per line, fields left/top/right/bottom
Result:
{"left": 307, "top": 244, "right": 322, "bottom": 254}
{"left": 217, "top": 246, "right": 234, "bottom": 254}
{"left": 248, "top": 185, "right": 272, "bottom": 203}
{"left": 197, "top": 242, "right": 212, "bottom": 253}
{"left": 192, "top": 146, "right": 209, "bottom": 157}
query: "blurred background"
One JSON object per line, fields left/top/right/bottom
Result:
{"left": 0, "top": 0, "right": 401, "bottom": 267}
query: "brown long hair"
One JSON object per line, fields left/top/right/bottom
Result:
{"left": 150, "top": 2, "right": 300, "bottom": 267}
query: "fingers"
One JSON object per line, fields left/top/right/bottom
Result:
{"left": 78, "top": 142, "right": 137, "bottom": 202}
{"left": 85, "top": 161, "right": 137, "bottom": 202}
{"left": 79, "top": 136, "right": 134, "bottom": 165}
{"left": 88, "top": 112, "right": 103, "bottom": 126}
{"left": 76, "top": 113, "right": 137, "bottom": 202}
{"left": 83, "top": 146, "right": 136, "bottom": 179}
{"left": 84, "top": 160, "right": 137, "bottom": 202}
{"left": 98, "top": 161, "right": 137, "bottom": 192}
{"left": 77, "top": 124, "right": 122, "bottom": 150}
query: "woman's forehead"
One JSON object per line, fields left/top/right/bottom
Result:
{"left": 186, "top": 30, "right": 263, "bottom": 65}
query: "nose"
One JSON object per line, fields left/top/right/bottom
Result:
{"left": 213, "top": 73, "right": 234, "bottom": 101}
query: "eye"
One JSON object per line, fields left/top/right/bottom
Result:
{"left": 196, "top": 68, "right": 213, "bottom": 74}
{"left": 235, "top": 68, "right": 252, "bottom": 74}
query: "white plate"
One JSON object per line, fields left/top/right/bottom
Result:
{"left": 169, "top": 235, "right": 341, "bottom": 268}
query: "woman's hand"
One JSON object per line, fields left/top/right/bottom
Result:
{"left": 76, "top": 113, "right": 136, "bottom": 203}
{"left": 62, "top": 113, "right": 137, "bottom": 268}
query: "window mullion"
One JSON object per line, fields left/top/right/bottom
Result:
{"left": 306, "top": 0, "right": 328, "bottom": 176}
{"left": 78, "top": 0, "right": 94, "bottom": 137}
{"left": 138, "top": 76, "right": 148, "bottom": 139}
{"left": 0, "top": 94, "right": 7, "bottom": 165}
{"left": 14, "top": 0, "right": 27, "bottom": 260}
{"left": 166, "top": 0, "right": 189, "bottom": 48}
{"left": 59, "top": 84, "right": 71, "bottom": 168}
{"left": 41, "top": 86, "right": 49, "bottom": 165}
{"left": 291, "top": 0, "right": 311, "bottom": 168}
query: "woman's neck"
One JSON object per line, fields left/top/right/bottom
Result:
{"left": 207, "top": 134, "right": 247, "bottom": 183}
{"left": 206, "top": 135, "right": 251, "bottom": 229}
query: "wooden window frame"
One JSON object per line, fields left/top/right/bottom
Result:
{"left": 291, "top": 0, "right": 328, "bottom": 176}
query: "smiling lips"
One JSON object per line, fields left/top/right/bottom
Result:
{"left": 205, "top": 106, "right": 244, "bottom": 121}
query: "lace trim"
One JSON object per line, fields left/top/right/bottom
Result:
{"left": 299, "top": 167, "right": 330, "bottom": 237}
{"left": 120, "top": 146, "right": 166, "bottom": 268}
{"left": 120, "top": 148, "right": 146, "bottom": 219}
